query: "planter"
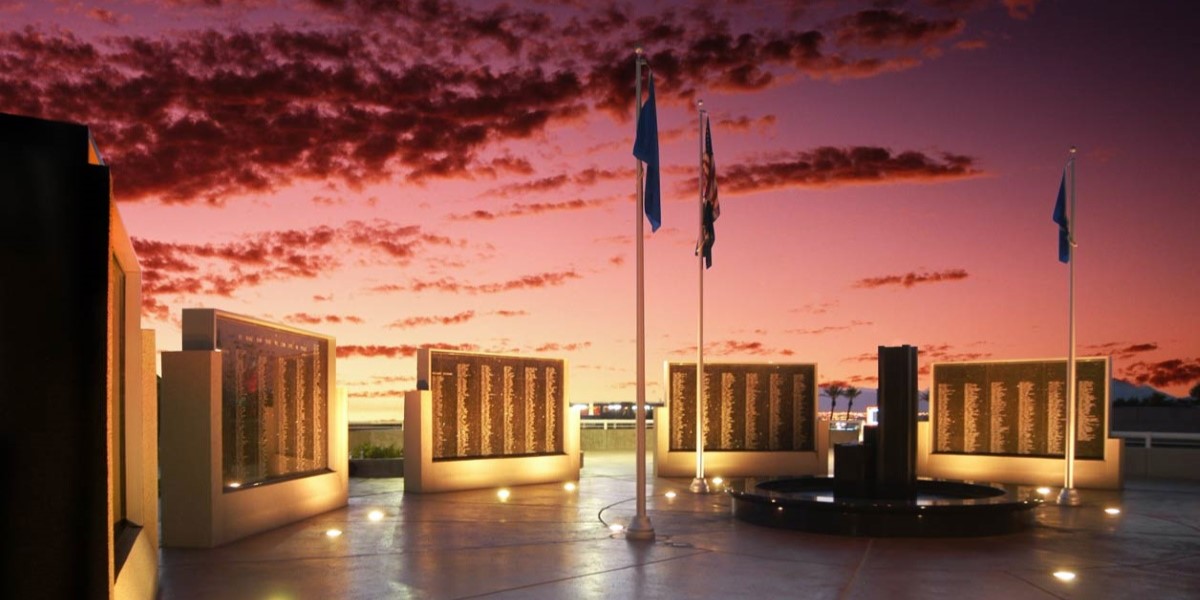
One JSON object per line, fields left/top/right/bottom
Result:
{"left": 348, "top": 458, "right": 405, "bottom": 478}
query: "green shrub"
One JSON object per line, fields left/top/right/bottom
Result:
{"left": 352, "top": 441, "right": 404, "bottom": 459}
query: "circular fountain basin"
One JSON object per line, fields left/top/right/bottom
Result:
{"left": 728, "top": 477, "right": 1042, "bottom": 537}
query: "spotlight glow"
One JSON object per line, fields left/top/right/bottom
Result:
{"left": 564, "top": 482, "right": 577, "bottom": 492}
{"left": 1104, "top": 507, "right": 1121, "bottom": 515}
{"left": 325, "top": 529, "right": 342, "bottom": 538}
{"left": 1037, "top": 487, "right": 1052, "bottom": 495}
{"left": 497, "top": 488, "right": 511, "bottom": 501}
{"left": 664, "top": 491, "right": 677, "bottom": 499}
{"left": 1053, "top": 571, "right": 1076, "bottom": 582}
{"left": 368, "top": 510, "right": 384, "bottom": 522}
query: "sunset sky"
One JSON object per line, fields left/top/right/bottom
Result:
{"left": 3, "top": 0, "right": 1197, "bottom": 422}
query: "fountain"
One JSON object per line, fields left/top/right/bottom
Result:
{"left": 728, "top": 346, "right": 1042, "bottom": 536}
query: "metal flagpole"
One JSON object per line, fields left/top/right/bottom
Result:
{"left": 691, "top": 101, "right": 709, "bottom": 494}
{"left": 1058, "top": 146, "right": 1081, "bottom": 506}
{"left": 627, "top": 46, "right": 655, "bottom": 540}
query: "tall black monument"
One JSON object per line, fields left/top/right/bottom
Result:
{"left": 875, "top": 344, "right": 918, "bottom": 498}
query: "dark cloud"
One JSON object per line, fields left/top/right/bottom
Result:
{"left": 719, "top": 147, "right": 980, "bottom": 194}
{"left": 920, "top": 343, "right": 990, "bottom": 362}
{"left": 1124, "top": 358, "right": 1200, "bottom": 389}
{"left": 790, "top": 301, "right": 838, "bottom": 315}
{"left": 285, "top": 312, "right": 364, "bottom": 326}
{"left": 347, "top": 389, "right": 407, "bottom": 399}
{"left": 482, "top": 168, "right": 632, "bottom": 199}
{"left": 672, "top": 340, "right": 796, "bottom": 357}
{"left": 844, "top": 342, "right": 989, "bottom": 365}
{"left": 402, "top": 270, "right": 583, "bottom": 294}
{"left": 86, "top": 8, "right": 124, "bottom": 26}
{"left": 448, "top": 198, "right": 617, "bottom": 221}
{"left": 1086, "top": 341, "right": 1159, "bottom": 359}
{"left": 0, "top": 3, "right": 988, "bottom": 205}
{"left": 1002, "top": 0, "right": 1040, "bottom": 20}
{"left": 854, "top": 268, "right": 969, "bottom": 289}
{"left": 132, "top": 220, "right": 458, "bottom": 317}
{"left": 836, "top": 9, "right": 963, "bottom": 48}
{"left": 492, "top": 309, "right": 529, "bottom": 318}
{"left": 715, "top": 114, "right": 777, "bottom": 133}
{"left": 0, "top": 26, "right": 585, "bottom": 204}
{"left": 387, "top": 311, "right": 476, "bottom": 329}
{"left": 338, "top": 342, "right": 480, "bottom": 359}
{"left": 786, "top": 320, "right": 873, "bottom": 335}
{"left": 533, "top": 342, "right": 592, "bottom": 353}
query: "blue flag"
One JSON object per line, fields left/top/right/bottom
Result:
{"left": 697, "top": 116, "right": 720, "bottom": 268}
{"left": 1052, "top": 172, "right": 1069, "bottom": 263}
{"left": 632, "top": 71, "right": 661, "bottom": 231}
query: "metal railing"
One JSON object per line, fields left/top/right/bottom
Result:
{"left": 1112, "top": 430, "right": 1200, "bottom": 449}
{"left": 580, "top": 419, "right": 655, "bottom": 430}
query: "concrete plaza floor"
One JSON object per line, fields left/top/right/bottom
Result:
{"left": 158, "top": 451, "right": 1200, "bottom": 599}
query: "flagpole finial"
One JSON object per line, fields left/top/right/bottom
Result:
{"left": 1070, "top": 146, "right": 1077, "bottom": 154}
{"left": 635, "top": 45, "right": 643, "bottom": 56}
{"left": 697, "top": 99, "right": 704, "bottom": 110}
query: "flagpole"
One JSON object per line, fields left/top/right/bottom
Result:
{"left": 1058, "top": 146, "right": 1081, "bottom": 507}
{"left": 627, "top": 46, "right": 655, "bottom": 540}
{"left": 691, "top": 101, "right": 709, "bottom": 494}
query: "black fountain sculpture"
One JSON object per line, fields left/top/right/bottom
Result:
{"left": 728, "top": 345, "right": 1043, "bottom": 537}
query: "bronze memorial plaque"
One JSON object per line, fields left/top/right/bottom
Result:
{"left": 666, "top": 362, "right": 817, "bottom": 452}
{"left": 185, "top": 309, "right": 333, "bottom": 488}
{"left": 425, "top": 350, "right": 566, "bottom": 461}
{"left": 932, "top": 358, "right": 1108, "bottom": 460}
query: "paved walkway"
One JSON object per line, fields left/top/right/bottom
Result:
{"left": 158, "top": 452, "right": 1200, "bottom": 599}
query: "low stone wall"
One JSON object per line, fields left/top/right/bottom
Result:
{"left": 1122, "top": 446, "right": 1200, "bottom": 480}
{"left": 1112, "top": 407, "right": 1200, "bottom": 433}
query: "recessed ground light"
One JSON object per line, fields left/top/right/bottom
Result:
{"left": 564, "top": 482, "right": 577, "bottom": 492}
{"left": 609, "top": 523, "right": 624, "bottom": 533}
{"left": 497, "top": 488, "right": 511, "bottom": 501}
{"left": 325, "top": 529, "right": 343, "bottom": 538}
{"left": 664, "top": 491, "right": 677, "bottom": 499}
{"left": 1104, "top": 507, "right": 1121, "bottom": 515}
{"left": 1037, "top": 487, "right": 1052, "bottom": 495}
{"left": 368, "top": 510, "right": 384, "bottom": 522}
{"left": 1053, "top": 571, "right": 1076, "bottom": 582}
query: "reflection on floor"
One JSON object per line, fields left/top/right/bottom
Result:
{"left": 159, "top": 451, "right": 1200, "bottom": 599}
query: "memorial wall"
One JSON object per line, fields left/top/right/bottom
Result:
{"left": 666, "top": 362, "right": 816, "bottom": 452}
{"left": 407, "top": 349, "right": 579, "bottom": 492}
{"left": 932, "top": 358, "right": 1108, "bottom": 460}
{"left": 163, "top": 309, "right": 346, "bottom": 547}
{"left": 210, "top": 315, "right": 331, "bottom": 487}
{"left": 423, "top": 350, "right": 565, "bottom": 460}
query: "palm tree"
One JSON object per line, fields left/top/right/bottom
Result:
{"left": 823, "top": 384, "right": 845, "bottom": 422}
{"left": 844, "top": 386, "right": 861, "bottom": 420}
